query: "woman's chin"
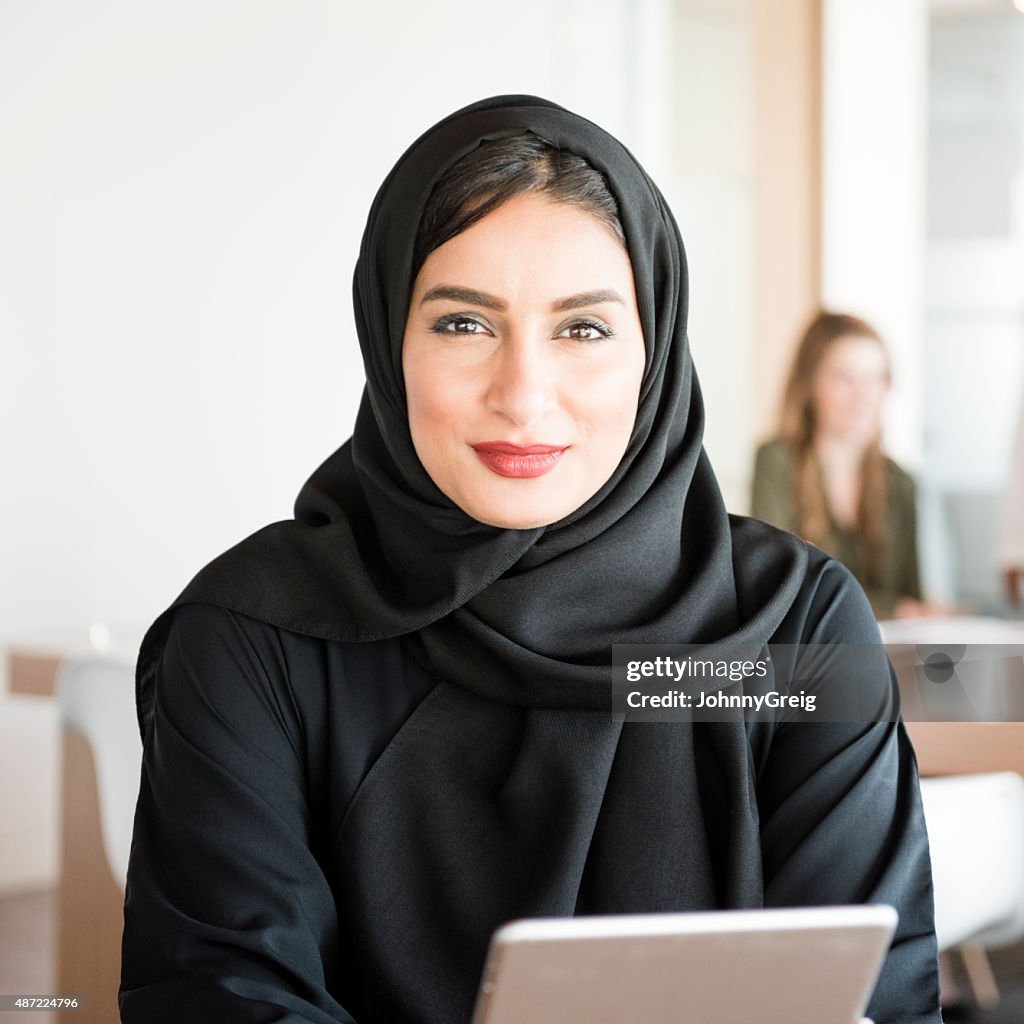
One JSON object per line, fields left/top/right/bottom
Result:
{"left": 462, "top": 504, "right": 570, "bottom": 531}
{"left": 454, "top": 488, "right": 584, "bottom": 531}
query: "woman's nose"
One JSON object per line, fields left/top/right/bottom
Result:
{"left": 853, "top": 377, "right": 885, "bottom": 406}
{"left": 484, "top": 336, "right": 556, "bottom": 430}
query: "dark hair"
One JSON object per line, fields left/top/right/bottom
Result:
{"left": 412, "top": 133, "right": 626, "bottom": 280}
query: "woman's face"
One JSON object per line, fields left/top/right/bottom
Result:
{"left": 402, "top": 192, "right": 646, "bottom": 530}
{"left": 811, "top": 334, "right": 889, "bottom": 445}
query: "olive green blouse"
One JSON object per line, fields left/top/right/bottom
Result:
{"left": 750, "top": 438, "right": 922, "bottom": 619}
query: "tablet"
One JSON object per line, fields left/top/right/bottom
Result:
{"left": 471, "top": 904, "right": 897, "bottom": 1024}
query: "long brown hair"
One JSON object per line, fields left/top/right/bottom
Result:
{"left": 778, "top": 310, "right": 891, "bottom": 581}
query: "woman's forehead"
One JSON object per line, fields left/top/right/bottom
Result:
{"left": 409, "top": 194, "right": 637, "bottom": 308}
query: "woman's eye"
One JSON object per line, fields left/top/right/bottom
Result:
{"left": 560, "top": 319, "right": 615, "bottom": 343}
{"left": 430, "top": 314, "right": 490, "bottom": 336}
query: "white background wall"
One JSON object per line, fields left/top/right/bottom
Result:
{"left": 925, "top": 7, "right": 1024, "bottom": 493}
{"left": 821, "top": 0, "right": 929, "bottom": 469}
{"left": 922, "top": 5, "right": 1024, "bottom": 604}
{"left": 668, "top": 0, "right": 757, "bottom": 511}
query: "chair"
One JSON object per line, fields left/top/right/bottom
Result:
{"left": 919, "top": 771, "right": 1024, "bottom": 1008}
{"left": 56, "top": 654, "right": 141, "bottom": 1024}
{"left": 884, "top": 620, "right": 1024, "bottom": 1007}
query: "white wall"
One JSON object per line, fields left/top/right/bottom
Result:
{"left": 821, "top": 0, "right": 930, "bottom": 469}
{"left": 665, "top": 0, "right": 757, "bottom": 512}
{"left": 925, "top": 9, "right": 1024, "bottom": 493}
{"left": 0, "top": 0, "right": 679, "bottom": 648}
{"left": 921, "top": 7, "right": 1024, "bottom": 605}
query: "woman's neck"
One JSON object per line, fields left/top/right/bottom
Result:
{"left": 813, "top": 435, "right": 870, "bottom": 531}
{"left": 813, "top": 434, "right": 869, "bottom": 470}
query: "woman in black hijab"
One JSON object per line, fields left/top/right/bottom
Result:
{"left": 120, "top": 95, "right": 940, "bottom": 1024}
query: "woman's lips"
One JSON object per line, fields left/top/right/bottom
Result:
{"left": 471, "top": 442, "right": 569, "bottom": 479}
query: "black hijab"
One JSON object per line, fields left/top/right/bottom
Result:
{"left": 136, "top": 94, "right": 809, "bottom": 1022}
{"left": 137, "top": 93, "right": 805, "bottom": 721}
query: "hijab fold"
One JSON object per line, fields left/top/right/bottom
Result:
{"left": 134, "top": 94, "right": 809, "bottom": 1023}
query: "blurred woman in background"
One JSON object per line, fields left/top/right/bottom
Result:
{"left": 751, "top": 310, "right": 933, "bottom": 620}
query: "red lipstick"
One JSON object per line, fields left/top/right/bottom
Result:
{"left": 471, "top": 441, "right": 569, "bottom": 479}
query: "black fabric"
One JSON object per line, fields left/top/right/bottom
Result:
{"left": 122, "top": 94, "right": 940, "bottom": 1024}
{"left": 120, "top": 554, "right": 940, "bottom": 1024}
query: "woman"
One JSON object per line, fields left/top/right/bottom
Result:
{"left": 120, "top": 96, "right": 940, "bottom": 1024}
{"left": 751, "top": 311, "right": 927, "bottom": 620}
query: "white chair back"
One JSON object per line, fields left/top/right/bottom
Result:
{"left": 56, "top": 655, "right": 141, "bottom": 889}
{"left": 920, "top": 771, "right": 1024, "bottom": 951}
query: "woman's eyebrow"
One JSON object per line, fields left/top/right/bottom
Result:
{"left": 421, "top": 285, "right": 506, "bottom": 310}
{"left": 420, "top": 285, "right": 625, "bottom": 312}
{"left": 551, "top": 290, "right": 625, "bottom": 311}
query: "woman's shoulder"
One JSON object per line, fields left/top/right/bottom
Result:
{"left": 162, "top": 599, "right": 274, "bottom": 648}
{"left": 731, "top": 517, "right": 892, "bottom": 746}
{"left": 788, "top": 542, "right": 881, "bottom": 644}
{"left": 730, "top": 515, "right": 880, "bottom": 646}
{"left": 883, "top": 455, "right": 918, "bottom": 498}
{"left": 153, "top": 602, "right": 421, "bottom": 712}
{"left": 159, "top": 601, "right": 303, "bottom": 676}
{"left": 754, "top": 437, "right": 796, "bottom": 470}
{"left": 153, "top": 602, "right": 315, "bottom": 735}
{"left": 143, "top": 602, "right": 436, "bottom": 818}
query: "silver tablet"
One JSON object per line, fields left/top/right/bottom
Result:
{"left": 471, "top": 904, "right": 897, "bottom": 1024}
